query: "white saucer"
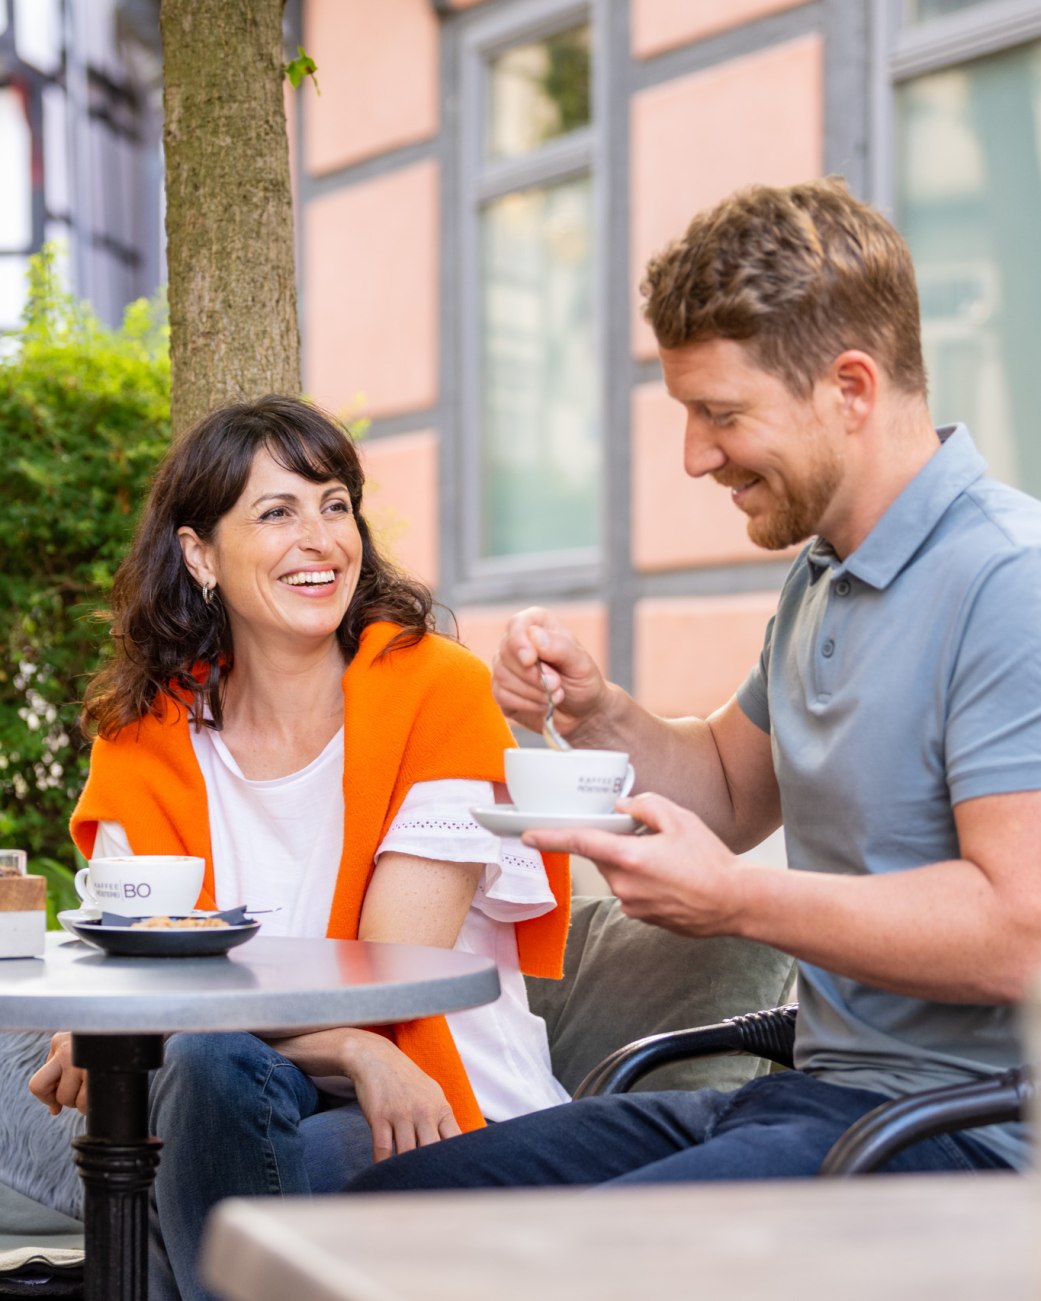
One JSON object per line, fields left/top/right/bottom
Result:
{"left": 58, "top": 907, "right": 101, "bottom": 935}
{"left": 470, "top": 805, "right": 637, "bottom": 836}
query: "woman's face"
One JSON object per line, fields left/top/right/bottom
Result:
{"left": 178, "top": 447, "right": 364, "bottom": 658}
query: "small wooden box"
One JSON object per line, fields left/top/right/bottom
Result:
{"left": 0, "top": 875, "right": 47, "bottom": 958}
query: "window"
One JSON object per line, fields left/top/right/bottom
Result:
{"left": 885, "top": 0, "right": 1041, "bottom": 496}
{"left": 904, "top": 0, "right": 996, "bottom": 22}
{"left": 461, "top": 6, "right": 601, "bottom": 577}
{"left": 488, "top": 24, "right": 591, "bottom": 157}
{"left": 0, "top": 0, "right": 161, "bottom": 335}
{"left": 0, "top": 85, "right": 31, "bottom": 331}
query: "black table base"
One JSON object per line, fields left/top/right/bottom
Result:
{"left": 71, "top": 1035, "right": 166, "bottom": 1301}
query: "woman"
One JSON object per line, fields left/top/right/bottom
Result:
{"left": 30, "top": 396, "right": 569, "bottom": 1301}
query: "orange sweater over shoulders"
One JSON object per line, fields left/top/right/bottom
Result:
{"left": 71, "top": 621, "right": 570, "bottom": 1131}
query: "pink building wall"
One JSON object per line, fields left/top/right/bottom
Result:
{"left": 635, "top": 594, "right": 780, "bottom": 719}
{"left": 631, "top": 382, "right": 772, "bottom": 572}
{"left": 629, "top": 34, "right": 824, "bottom": 357}
{"left": 304, "top": 161, "right": 440, "bottom": 421}
{"left": 631, "top": 0, "right": 809, "bottom": 59}
{"left": 303, "top": 0, "right": 439, "bottom": 173}
{"left": 360, "top": 430, "right": 440, "bottom": 590}
{"left": 456, "top": 603, "right": 609, "bottom": 676}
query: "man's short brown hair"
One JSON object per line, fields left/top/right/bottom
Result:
{"left": 641, "top": 177, "right": 927, "bottom": 398}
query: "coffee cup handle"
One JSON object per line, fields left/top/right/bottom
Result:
{"left": 620, "top": 763, "right": 636, "bottom": 799}
{"left": 74, "top": 867, "right": 97, "bottom": 907}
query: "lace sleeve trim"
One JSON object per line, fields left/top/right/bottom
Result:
{"left": 376, "top": 781, "right": 557, "bottom": 915}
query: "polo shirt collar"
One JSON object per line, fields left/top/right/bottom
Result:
{"left": 806, "top": 424, "right": 986, "bottom": 589}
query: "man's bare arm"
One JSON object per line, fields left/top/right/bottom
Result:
{"left": 524, "top": 787, "right": 1041, "bottom": 1005}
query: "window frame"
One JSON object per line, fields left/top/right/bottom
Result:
{"left": 871, "top": 0, "right": 1041, "bottom": 209}
{"left": 454, "top": 0, "right": 608, "bottom": 603}
{"left": 870, "top": 0, "right": 1041, "bottom": 492}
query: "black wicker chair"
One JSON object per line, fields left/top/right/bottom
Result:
{"left": 572, "top": 1003, "right": 1033, "bottom": 1176}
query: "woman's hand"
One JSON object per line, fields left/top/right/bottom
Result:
{"left": 265, "top": 1026, "right": 461, "bottom": 1162}
{"left": 28, "top": 1032, "right": 87, "bottom": 1116}
{"left": 347, "top": 1032, "right": 462, "bottom": 1161}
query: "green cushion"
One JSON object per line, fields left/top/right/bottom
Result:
{"left": 525, "top": 895, "right": 796, "bottom": 1096}
{"left": 0, "top": 1183, "right": 82, "bottom": 1238}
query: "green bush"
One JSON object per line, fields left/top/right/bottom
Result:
{"left": 0, "top": 248, "right": 170, "bottom": 921}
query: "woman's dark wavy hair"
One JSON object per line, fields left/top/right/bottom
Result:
{"left": 82, "top": 395, "right": 442, "bottom": 739}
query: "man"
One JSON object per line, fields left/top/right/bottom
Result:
{"left": 348, "top": 176, "right": 1041, "bottom": 1189}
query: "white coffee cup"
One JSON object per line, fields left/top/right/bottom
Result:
{"left": 504, "top": 748, "right": 635, "bottom": 816}
{"left": 75, "top": 856, "right": 205, "bottom": 918}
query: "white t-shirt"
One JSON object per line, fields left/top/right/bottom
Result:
{"left": 94, "top": 724, "right": 569, "bottom": 1120}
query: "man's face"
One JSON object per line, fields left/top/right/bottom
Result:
{"left": 659, "top": 338, "right": 844, "bottom": 551}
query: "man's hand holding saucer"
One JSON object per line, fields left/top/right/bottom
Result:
{"left": 521, "top": 791, "right": 746, "bottom": 939}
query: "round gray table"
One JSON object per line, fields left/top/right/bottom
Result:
{"left": 0, "top": 932, "right": 501, "bottom": 1301}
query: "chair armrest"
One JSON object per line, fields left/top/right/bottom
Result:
{"left": 573, "top": 1004, "right": 798, "bottom": 1099}
{"left": 819, "top": 1067, "right": 1034, "bottom": 1176}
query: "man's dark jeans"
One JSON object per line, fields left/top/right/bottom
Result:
{"left": 345, "top": 1070, "right": 1011, "bottom": 1192}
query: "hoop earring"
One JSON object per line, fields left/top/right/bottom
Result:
{"left": 202, "top": 582, "right": 215, "bottom": 606}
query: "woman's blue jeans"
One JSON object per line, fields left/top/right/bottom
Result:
{"left": 147, "top": 1032, "right": 374, "bottom": 1301}
{"left": 345, "top": 1069, "right": 1012, "bottom": 1193}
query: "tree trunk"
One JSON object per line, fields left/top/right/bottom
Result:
{"left": 161, "top": 0, "right": 300, "bottom": 436}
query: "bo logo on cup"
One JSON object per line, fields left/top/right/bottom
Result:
{"left": 576, "top": 766, "right": 635, "bottom": 799}
{"left": 75, "top": 856, "right": 205, "bottom": 917}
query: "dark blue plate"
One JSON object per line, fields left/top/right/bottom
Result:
{"left": 64, "top": 916, "right": 261, "bottom": 958}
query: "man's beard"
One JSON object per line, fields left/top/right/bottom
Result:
{"left": 718, "top": 447, "right": 842, "bottom": 552}
{"left": 747, "top": 471, "right": 838, "bottom": 550}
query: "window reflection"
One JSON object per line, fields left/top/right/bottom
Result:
{"left": 488, "top": 25, "right": 591, "bottom": 159}
{"left": 897, "top": 40, "right": 1041, "bottom": 495}
{"left": 904, "top": 0, "right": 995, "bottom": 22}
{"left": 0, "top": 88, "right": 32, "bottom": 249}
{"left": 480, "top": 178, "right": 599, "bottom": 558}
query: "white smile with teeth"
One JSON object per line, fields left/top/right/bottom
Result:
{"left": 281, "top": 570, "right": 335, "bottom": 586}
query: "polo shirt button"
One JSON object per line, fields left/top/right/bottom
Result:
{"left": 822, "top": 639, "right": 835, "bottom": 658}
{"left": 835, "top": 579, "right": 851, "bottom": 596}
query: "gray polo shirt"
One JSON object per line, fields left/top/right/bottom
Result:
{"left": 736, "top": 425, "right": 1041, "bottom": 1168}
